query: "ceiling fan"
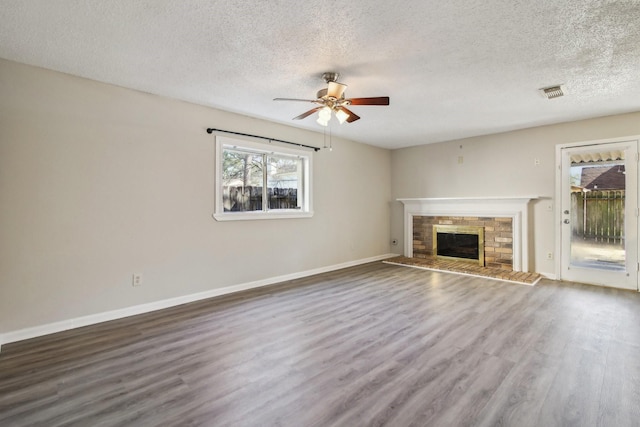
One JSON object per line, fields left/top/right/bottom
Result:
{"left": 274, "top": 72, "right": 390, "bottom": 126}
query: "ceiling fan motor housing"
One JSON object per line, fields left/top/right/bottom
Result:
{"left": 322, "top": 72, "right": 340, "bottom": 83}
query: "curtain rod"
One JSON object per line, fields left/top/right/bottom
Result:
{"left": 206, "top": 128, "right": 321, "bottom": 152}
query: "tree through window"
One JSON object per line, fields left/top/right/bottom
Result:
{"left": 214, "top": 136, "right": 312, "bottom": 220}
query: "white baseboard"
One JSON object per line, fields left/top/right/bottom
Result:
{"left": 539, "top": 272, "right": 557, "bottom": 280}
{"left": 0, "top": 254, "right": 398, "bottom": 351}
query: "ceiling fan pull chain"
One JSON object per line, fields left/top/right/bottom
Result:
{"left": 329, "top": 125, "right": 333, "bottom": 152}
{"left": 323, "top": 127, "right": 328, "bottom": 149}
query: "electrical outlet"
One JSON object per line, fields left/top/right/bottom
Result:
{"left": 546, "top": 252, "right": 553, "bottom": 260}
{"left": 534, "top": 158, "right": 541, "bottom": 166}
{"left": 132, "top": 273, "right": 143, "bottom": 287}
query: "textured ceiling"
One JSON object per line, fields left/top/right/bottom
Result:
{"left": 1, "top": 0, "right": 639, "bottom": 149}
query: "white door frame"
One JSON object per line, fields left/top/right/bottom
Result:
{"left": 555, "top": 135, "right": 640, "bottom": 290}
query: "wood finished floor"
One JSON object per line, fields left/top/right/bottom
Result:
{"left": 2, "top": 262, "right": 640, "bottom": 426}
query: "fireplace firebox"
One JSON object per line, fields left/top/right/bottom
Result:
{"left": 433, "top": 225, "right": 485, "bottom": 266}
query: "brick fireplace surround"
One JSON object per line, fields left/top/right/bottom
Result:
{"left": 413, "top": 216, "right": 513, "bottom": 270}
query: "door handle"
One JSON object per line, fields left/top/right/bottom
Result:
{"left": 564, "top": 219, "right": 570, "bottom": 224}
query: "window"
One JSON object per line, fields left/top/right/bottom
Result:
{"left": 214, "top": 135, "right": 313, "bottom": 221}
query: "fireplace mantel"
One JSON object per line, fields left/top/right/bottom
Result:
{"left": 398, "top": 196, "right": 539, "bottom": 272}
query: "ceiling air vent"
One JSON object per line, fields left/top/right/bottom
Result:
{"left": 540, "top": 85, "right": 566, "bottom": 99}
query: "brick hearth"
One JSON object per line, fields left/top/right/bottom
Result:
{"left": 384, "top": 256, "right": 541, "bottom": 285}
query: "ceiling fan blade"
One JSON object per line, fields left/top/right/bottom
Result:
{"left": 274, "top": 98, "right": 321, "bottom": 103}
{"left": 327, "top": 82, "right": 348, "bottom": 99}
{"left": 293, "top": 107, "right": 322, "bottom": 120}
{"left": 339, "top": 106, "right": 361, "bottom": 123}
{"left": 347, "top": 97, "right": 390, "bottom": 106}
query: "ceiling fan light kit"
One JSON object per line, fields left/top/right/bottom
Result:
{"left": 334, "top": 108, "right": 349, "bottom": 124}
{"left": 274, "top": 72, "right": 390, "bottom": 127}
{"left": 317, "top": 106, "right": 332, "bottom": 126}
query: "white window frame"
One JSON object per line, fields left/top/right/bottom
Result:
{"left": 214, "top": 135, "right": 313, "bottom": 221}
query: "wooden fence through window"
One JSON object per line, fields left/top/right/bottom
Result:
{"left": 223, "top": 186, "right": 298, "bottom": 211}
{"left": 571, "top": 190, "right": 625, "bottom": 243}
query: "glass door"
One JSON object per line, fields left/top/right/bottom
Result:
{"left": 559, "top": 140, "right": 638, "bottom": 290}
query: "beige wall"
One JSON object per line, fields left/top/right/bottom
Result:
{"left": 0, "top": 59, "right": 392, "bottom": 335}
{"left": 390, "top": 111, "right": 640, "bottom": 276}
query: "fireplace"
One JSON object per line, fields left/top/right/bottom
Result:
{"left": 433, "top": 225, "right": 485, "bottom": 266}
{"left": 398, "top": 197, "right": 538, "bottom": 272}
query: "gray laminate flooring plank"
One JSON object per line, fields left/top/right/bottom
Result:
{"left": 598, "top": 339, "right": 640, "bottom": 427}
{"left": 537, "top": 344, "right": 605, "bottom": 427}
{"left": 2, "top": 263, "right": 640, "bottom": 426}
{"left": 474, "top": 349, "right": 562, "bottom": 427}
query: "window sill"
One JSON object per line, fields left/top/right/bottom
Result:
{"left": 213, "top": 211, "right": 314, "bottom": 221}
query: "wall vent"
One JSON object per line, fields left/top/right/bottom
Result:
{"left": 540, "top": 84, "right": 566, "bottom": 99}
